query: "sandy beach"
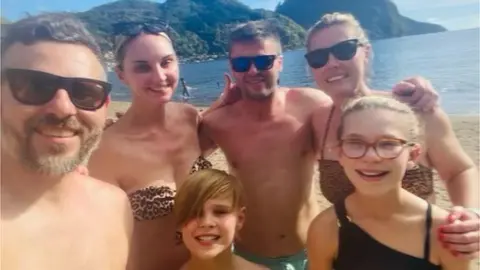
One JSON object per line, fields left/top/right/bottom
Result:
{"left": 108, "top": 101, "right": 480, "bottom": 267}
{"left": 108, "top": 101, "right": 479, "bottom": 210}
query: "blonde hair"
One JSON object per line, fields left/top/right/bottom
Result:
{"left": 174, "top": 169, "right": 244, "bottom": 227}
{"left": 306, "top": 12, "right": 370, "bottom": 50}
{"left": 337, "top": 96, "right": 421, "bottom": 142}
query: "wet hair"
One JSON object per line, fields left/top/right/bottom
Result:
{"left": 174, "top": 169, "right": 244, "bottom": 228}
{"left": 228, "top": 20, "right": 282, "bottom": 56}
{"left": 1, "top": 12, "right": 102, "bottom": 61}
{"left": 337, "top": 96, "right": 420, "bottom": 142}
{"left": 306, "top": 12, "right": 370, "bottom": 50}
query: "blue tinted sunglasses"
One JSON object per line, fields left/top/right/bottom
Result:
{"left": 230, "top": 55, "right": 277, "bottom": 73}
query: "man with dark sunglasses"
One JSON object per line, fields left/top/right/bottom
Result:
{"left": 1, "top": 13, "right": 133, "bottom": 269}
{"left": 199, "top": 20, "right": 335, "bottom": 270}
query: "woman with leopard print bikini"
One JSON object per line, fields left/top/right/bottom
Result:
{"left": 88, "top": 23, "right": 219, "bottom": 270}
{"left": 305, "top": 12, "right": 479, "bottom": 258}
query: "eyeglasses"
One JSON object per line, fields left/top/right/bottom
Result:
{"left": 3, "top": 68, "right": 112, "bottom": 111}
{"left": 113, "top": 22, "right": 172, "bottom": 55}
{"left": 230, "top": 55, "right": 277, "bottom": 73}
{"left": 304, "top": 39, "right": 361, "bottom": 69}
{"left": 340, "top": 138, "right": 415, "bottom": 159}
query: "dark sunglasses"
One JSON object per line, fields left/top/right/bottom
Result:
{"left": 230, "top": 55, "right": 277, "bottom": 73}
{"left": 113, "top": 22, "right": 171, "bottom": 54}
{"left": 3, "top": 68, "right": 112, "bottom": 111}
{"left": 305, "top": 39, "right": 361, "bottom": 69}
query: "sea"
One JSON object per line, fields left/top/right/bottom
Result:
{"left": 108, "top": 28, "right": 480, "bottom": 115}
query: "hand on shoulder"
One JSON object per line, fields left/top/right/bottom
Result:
{"left": 430, "top": 205, "right": 474, "bottom": 269}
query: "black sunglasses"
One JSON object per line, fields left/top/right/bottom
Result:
{"left": 113, "top": 22, "right": 172, "bottom": 54}
{"left": 230, "top": 55, "right": 277, "bottom": 73}
{"left": 305, "top": 39, "right": 361, "bottom": 69}
{"left": 3, "top": 68, "right": 112, "bottom": 111}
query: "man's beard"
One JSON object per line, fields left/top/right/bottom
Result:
{"left": 242, "top": 74, "right": 277, "bottom": 101}
{"left": 2, "top": 113, "right": 102, "bottom": 176}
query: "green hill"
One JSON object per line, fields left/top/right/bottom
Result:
{"left": 275, "top": 0, "right": 447, "bottom": 40}
{"left": 75, "top": 0, "right": 307, "bottom": 59}
{"left": 3, "top": 0, "right": 447, "bottom": 59}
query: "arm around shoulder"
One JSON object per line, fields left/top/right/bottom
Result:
{"left": 198, "top": 110, "right": 219, "bottom": 157}
{"left": 421, "top": 108, "right": 478, "bottom": 207}
{"left": 430, "top": 207, "right": 471, "bottom": 270}
{"left": 307, "top": 207, "right": 338, "bottom": 270}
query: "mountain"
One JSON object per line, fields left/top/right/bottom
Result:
{"left": 75, "top": 0, "right": 307, "bottom": 59}
{"left": 275, "top": 0, "right": 447, "bottom": 40}
{"left": 4, "top": 0, "right": 447, "bottom": 58}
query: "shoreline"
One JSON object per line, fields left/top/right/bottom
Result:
{"left": 107, "top": 100, "right": 479, "bottom": 210}
{"left": 107, "top": 101, "right": 480, "bottom": 118}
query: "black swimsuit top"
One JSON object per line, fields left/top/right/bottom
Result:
{"left": 333, "top": 200, "right": 441, "bottom": 270}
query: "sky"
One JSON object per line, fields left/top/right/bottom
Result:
{"left": 1, "top": 0, "right": 479, "bottom": 31}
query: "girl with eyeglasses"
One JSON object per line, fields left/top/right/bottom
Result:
{"left": 306, "top": 95, "right": 469, "bottom": 270}
{"left": 304, "top": 12, "right": 479, "bottom": 258}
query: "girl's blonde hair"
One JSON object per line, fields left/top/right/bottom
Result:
{"left": 306, "top": 12, "right": 370, "bottom": 50}
{"left": 337, "top": 96, "right": 421, "bottom": 142}
{"left": 174, "top": 169, "right": 244, "bottom": 227}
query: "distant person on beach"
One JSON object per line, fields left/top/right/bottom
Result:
{"left": 1, "top": 13, "right": 132, "bottom": 269}
{"left": 199, "top": 20, "right": 478, "bottom": 269}
{"left": 180, "top": 77, "right": 192, "bottom": 101}
{"left": 304, "top": 12, "right": 479, "bottom": 257}
{"left": 175, "top": 169, "right": 268, "bottom": 270}
{"left": 307, "top": 96, "right": 469, "bottom": 270}
{"left": 87, "top": 23, "right": 224, "bottom": 270}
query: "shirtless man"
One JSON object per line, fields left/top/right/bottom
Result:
{"left": 200, "top": 21, "right": 333, "bottom": 270}
{"left": 200, "top": 21, "right": 480, "bottom": 270}
{"left": 1, "top": 13, "right": 133, "bottom": 269}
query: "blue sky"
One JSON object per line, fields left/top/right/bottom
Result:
{"left": 1, "top": 0, "right": 479, "bottom": 30}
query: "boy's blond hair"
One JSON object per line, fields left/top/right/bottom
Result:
{"left": 174, "top": 169, "right": 244, "bottom": 227}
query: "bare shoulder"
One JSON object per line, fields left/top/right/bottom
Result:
{"left": 87, "top": 131, "right": 123, "bottom": 185}
{"left": 79, "top": 174, "right": 132, "bottom": 226}
{"left": 288, "top": 87, "right": 333, "bottom": 108}
{"left": 307, "top": 206, "right": 339, "bottom": 264}
{"left": 167, "top": 102, "right": 200, "bottom": 125}
{"left": 429, "top": 204, "right": 470, "bottom": 269}
{"left": 201, "top": 105, "right": 231, "bottom": 128}
{"left": 235, "top": 255, "right": 269, "bottom": 270}
{"left": 309, "top": 206, "right": 339, "bottom": 237}
{"left": 81, "top": 174, "right": 129, "bottom": 205}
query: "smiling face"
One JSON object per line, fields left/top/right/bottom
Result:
{"left": 338, "top": 108, "right": 420, "bottom": 196}
{"left": 116, "top": 33, "right": 179, "bottom": 104}
{"left": 181, "top": 198, "right": 245, "bottom": 259}
{"left": 307, "top": 23, "right": 370, "bottom": 99}
{"left": 229, "top": 38, "right": 283, "bottom": 101}
{"left": 1, "top": 41, "right": 107, "bottom": 175}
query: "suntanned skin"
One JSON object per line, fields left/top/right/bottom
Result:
{"left": 1, "top": 41, "right": 133, "bottom": 270}
{"left": 202, "top": 86, "right": 333, "bottom": 256}
{"left": 89, "top": 102, "right": 202, "bottom": 270}
{"left": 88, "top": 33, "right": 205, "bottom": 270}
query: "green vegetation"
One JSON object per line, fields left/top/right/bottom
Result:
{"left": 75, "top": 0, "right": 306, "bottom": 60}
{"left": 276, "top": 0, "right": 447, "bottom": 39}
{"left": 3, "top": 0, "right": 447, "bottom": 59}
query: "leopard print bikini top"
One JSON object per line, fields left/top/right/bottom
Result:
{"left": 318, "top": 107, "right": 434, "bottom": 204}
{"left": 128, "top": 156, "right": 213, "bottom": 221}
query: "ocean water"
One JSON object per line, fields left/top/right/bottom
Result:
{"left": 108, "top": 28, "right": 480, "bottom": 115}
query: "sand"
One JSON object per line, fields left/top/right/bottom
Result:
{"left": 108, "top": 101, "right": 479, "bottom": 209}
{"left": 108, "top": 101, "right": 480, "bottom": 267}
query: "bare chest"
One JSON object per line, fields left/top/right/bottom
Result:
{"left": 112, "top": 128, "right": 201, "bottom": 191}
{"left": 212, "top": 116, "right": 314, "bottom": 169}
{"left": 2, "top": 210, "right": 126, "bottom": 270}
